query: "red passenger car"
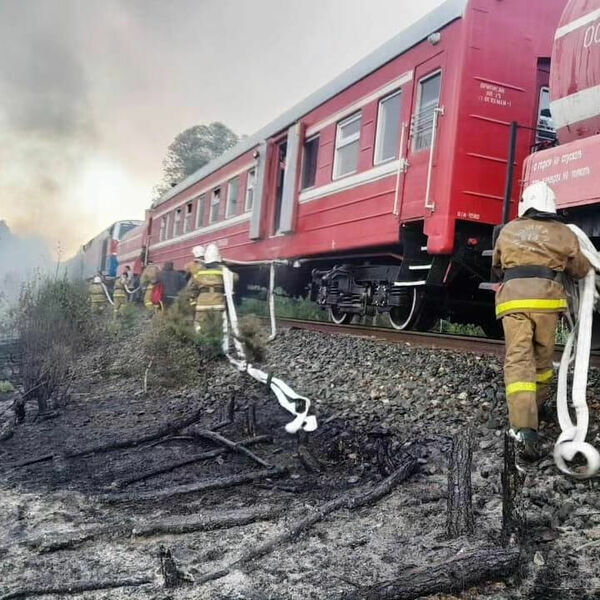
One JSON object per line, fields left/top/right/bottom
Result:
{"left": 120, "top": 0, "right": 567, "bottom": 333}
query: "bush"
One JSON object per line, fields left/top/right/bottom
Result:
{"left": 0, "top": 380, "right": 14, "bottom": 393}
{"left": 13, "top": 277, "right": 96, "bottom": 413}
{"left": 238, "top": 290, "right": 326, "bottom": 321}
{"left": 141, "top": 294, "right": 224, "bottom": 388}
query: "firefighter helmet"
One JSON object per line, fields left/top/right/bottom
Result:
{"left": 192, "top": 245, "right": 205, "bottom": 259}
{"left": 204, "top": 243, "right": 222, "bottom": 265}
{"left": 518, "top": 181, "right": 557, "bottom": 217}
{"left": 93, "top": 275, "right": 102, "bottom": 283}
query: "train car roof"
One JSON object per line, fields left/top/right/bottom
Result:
{"left": 153, "top": 0, "right": 469, "bottom": 209}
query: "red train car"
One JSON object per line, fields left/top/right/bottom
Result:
{"left": 121, "top": 0, "right": 567, "bottom": 333}
{"left": 524, "top": 0, "right": 600, "bottom": 240}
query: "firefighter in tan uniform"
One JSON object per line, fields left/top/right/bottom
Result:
{"left": 193, "top": 244, "right": 226, "bottom": 333}
{"left": 185, "top": 246, "right": 205, "bottom": 296}
{"left": 89, "top": 275, "right": 109, "bottom": 315}
{"left": 113, "top": 273, "right": 128, "bottom": 316}
{"left": 492, "top": 181, "right": 590, "bottom": 458}
{"left": 140, "top": 263, "right": 161, "bottom": 311}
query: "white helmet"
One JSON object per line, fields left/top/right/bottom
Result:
{"left": 192, "top": 245, "right": 205, "bottom": 259}
{"left": 204, "top": 243, "right": 222, "bottom": 264}
{"left": 518, "top": 181, "right": 557, "bottom": 217}
{"left": 93, "top": 275, "right": 101, "bottom": 283}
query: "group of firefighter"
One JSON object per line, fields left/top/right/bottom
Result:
{"left": 88, "top": 181, "right": 593, "bottom": 462}
{"left": 88, "top": 242, "right": 229, "bottom": 334}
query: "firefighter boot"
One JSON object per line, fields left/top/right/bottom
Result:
{"left": 509, "top": 428, "right": 545, "bottom": 462}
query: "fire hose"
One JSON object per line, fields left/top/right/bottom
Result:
{"left": 99, "top": 281, "right": 115, "bottom": 306}
{"left": 554, "top": 225, "right": 600, "bottom": 478}
{"left": 221, "top": 266, "right": 317, "bottom": 434}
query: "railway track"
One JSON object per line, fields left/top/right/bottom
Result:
{"left": 271, "top": 318, "right": 600, "bottom": 369}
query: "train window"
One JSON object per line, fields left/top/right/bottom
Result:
{"left": 226, "top": 177, "right": 239, "bottom": 218}
{"left": 184, "top": 202, "right": 193, "bottom": 233}
{"left": 301, "top": 135, "right": 319, "bottom": 189}
{"left": 333, "top": 112, "right": 361, "bottom": 179}
{"left": 374, "top": 90, "right": 402, "bottom": 165}
{"left": 412, "top": 71, "right": 441, "bottom": 152}
{"left": 210, "top": 188, "right": 221, "bottom": 224}
{"left": 174, "top": 208, "right": 182, "bottom": 236}
{"left": 536, "top": 87, "right": 556, "bottom": 143}
{"left": 165, "top": 213, "right": 172, "bottom": 239}
{"left": 196, "top": 194, "right": 206, "bottom": 228}
{"left": 159, "top": 216, "right": 167, "bottom": 241}
{"left": 245, "top": 168, "right": 256, "bottom": 212}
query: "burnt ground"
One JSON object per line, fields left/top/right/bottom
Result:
{"left": 1, "top": 327, "right": 600, "bottom": 599}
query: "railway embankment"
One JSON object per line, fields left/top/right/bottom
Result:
{"left": 1, "top": 317, "right": 600, "bottom": 599}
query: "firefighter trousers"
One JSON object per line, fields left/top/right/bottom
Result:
{"left": 194, "top": 307, "right": 225, "bottom": 333}
{"left": 502, "top": 311, "right": 558, "bottom": 431}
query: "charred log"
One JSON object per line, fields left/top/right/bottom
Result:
{"left": 190, "top": 428, "right": 271, "bottom": 468}
{"left": 501, "top": 432, "right": 526, "bottom": 545}
{"left": 20, "top": 506, "right": 284, "bottom": 554}
{"left": 114, "top": 435, "right": 271, "bottom": 488}
{"left": 159, "top": 545, "right": 193, "bottom": 588}
{"left": 342, "top": 546, "right": 520, "bottom": 600}
{"left": 99, "top": 466, "right": 288, "bottom": 504}
{"left": 197, "top": 456, "right": 418, "bottom": 585}
{"left": 0, "top": 576, "right": 153, "bottom": 600}
{"left": 446, "top": 429, "right": 474, "bottom": 538}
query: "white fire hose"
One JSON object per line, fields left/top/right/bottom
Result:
{"left": 99, "top": 281, "right": 115, "bottom": 306}
{"left": 222, "top": 266, "right": 317, "bottom": 434}
{"left": 267, "top": 262, "right": 277, "bottom": 342}
{"left": 553, "top": 225, "right": 600, "bottom": 478}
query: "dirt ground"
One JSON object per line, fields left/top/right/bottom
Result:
{"left": 1, "top": 327, "right": 600, "bottom": 599}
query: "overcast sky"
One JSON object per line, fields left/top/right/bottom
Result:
{"left": 0, "top": 0, "right": 444, "bottom": 257}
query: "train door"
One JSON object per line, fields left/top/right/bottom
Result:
{"left": 273, "top": 139, "right": 287, "bottom": 234}
{"left": 534, "top": 59, "right": 555, "bottom": 146}
{"left": 100, "top": 237, "right": 109, "bottom": 274}
{"left": 400, "top": 56, "right": 445, "bottom": 220}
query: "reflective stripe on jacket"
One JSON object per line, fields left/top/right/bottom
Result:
{"left": 492, "top": 216, "right": 590, "bottom": 318}
{"left": 194, "top": 269, "right": 225, "bottom": 309}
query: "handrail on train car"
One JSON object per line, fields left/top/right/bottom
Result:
{"left": 424, "top": 106, "right": 445, "bottom": 211}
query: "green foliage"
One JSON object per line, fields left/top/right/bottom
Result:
{"left": 438, "top": 320, "right": 485, "bottom": 337}
{"left": 238, "top": 292, "right": 326, "bottom": 322}
{"left": 236, "top": 315, "right": 267, "bottom": 364}
{"left": 0, "top": 380, "right": 14, "bottom": 393}
{"left": 141, "top": 292, "right": 224, "bottom": 387}
{"left": 13, "top": 277, "right": 96, "bottom": 411}
{"left": 153, "top": 122, "right": 238, "bottom": 199}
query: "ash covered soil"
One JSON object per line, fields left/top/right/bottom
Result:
{"left": 2, "top": 327, "right": 600, "bottom": 599}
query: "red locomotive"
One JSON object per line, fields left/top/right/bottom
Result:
{"left": 524, "top": 0, "right": 600, "bottom": 235}
{"left": 119, "top": 0, "right": 571, "bottom": 335}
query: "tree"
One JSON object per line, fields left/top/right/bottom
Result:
{"left": 153, "top": 122, "right": 238, "bottom": 200}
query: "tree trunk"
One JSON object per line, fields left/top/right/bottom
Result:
{"left": 501, "top": 432, "right": 526, "bottom": 545}
{"left": 446, "top": 429, "right": 474, "bottom": 538}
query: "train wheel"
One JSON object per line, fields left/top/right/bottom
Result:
{"left": 388, "top": 288, "right": 418, "bottom": 330}
{"left": 329, "top": 306, "right": 353, "bottom": 325}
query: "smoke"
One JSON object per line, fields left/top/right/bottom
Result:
{"left": 0, "top": 220, "right": 53, "bottom": 308}
{"left": 0, "top": 0, "right": 97, "bottom": 256}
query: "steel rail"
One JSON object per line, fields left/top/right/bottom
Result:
{"left": 271, "top": 318, "right": 600, "bottom": 368}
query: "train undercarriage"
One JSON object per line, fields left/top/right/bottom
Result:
{"left": 308, "top": 221, "right": 501, "bottom": 336}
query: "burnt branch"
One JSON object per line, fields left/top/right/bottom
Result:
{"left": 197, "top": 457, "right": 418, "bottom": 585}
{"left": 98, "top": 466, "right": 288, "bottom": 504}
